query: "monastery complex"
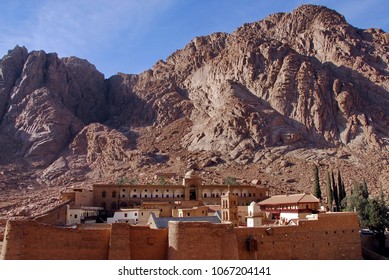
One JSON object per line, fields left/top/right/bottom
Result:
{"left": 0, "top": 171, "right": 363, "bottom": 260}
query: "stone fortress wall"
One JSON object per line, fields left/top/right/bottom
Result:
{"left": 1, "top": 212, "right": 362, "bottom": 260}
{"left": 1, "top": 220, "right": 111, "bottom": 260}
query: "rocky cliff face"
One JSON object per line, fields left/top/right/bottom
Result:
{"left": 0, "top": 47, "right": 107, "bottom": 167}
{"left": 124, "top": 5, "right": 388, "bottom": 157}
{"left": 0, "top": 5, "right": 388, "bottom": 207}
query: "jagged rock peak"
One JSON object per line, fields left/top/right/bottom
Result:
{"left": 2, "top": 45, "right": 28, "bottom": 59}
{"left": 236, "top": 4, "right": 351, "bottom": 38}
{"left": 290, "top": 4, "right": 347, "bottom": 25}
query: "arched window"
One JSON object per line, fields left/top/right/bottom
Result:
{"left": 102, "top": 191, "right": 106, "bottom": 198}
{"left": 112, "top": 191, "right": 117, "bottom": 198}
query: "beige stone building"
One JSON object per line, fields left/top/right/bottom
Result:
{"left": 221, "top": 191, "right": 239, "bottom": 227}
{"left": 171, "top": 205, "right": 209, "bottom": 217}
{"left": 93, "top": 171, "right": 269, "bottom": 212}
{"left": 258, "top": 193, "right": 320, "bottom": 221}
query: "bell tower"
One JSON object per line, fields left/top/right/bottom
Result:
{"left": 221, "top": 191, "right": 239, "bottom": 227}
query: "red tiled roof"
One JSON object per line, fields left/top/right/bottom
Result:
{"left": 258, "top": 194, "right": 319, "bottom": 205}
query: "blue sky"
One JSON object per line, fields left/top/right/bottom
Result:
{"left": 0, "top": 0, "right": 388, "bottom": 77}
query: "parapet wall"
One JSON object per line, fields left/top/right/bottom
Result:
{"left": 168, "top": 221, "right": 239, "bottom": 260}
{"left": 109, "top": 223, "right": 168, "bottom": 260}
{"left": 1, "top": 213, "right": 362, "bottom": 260}
{"left": 235, "top": 213, "right": 362, "bottom": 259}
{"left": 1, "top": 220, "right": 111, "bottom": 260}
{"left": 167, "top": 213, "right": 362, "bottom": 260}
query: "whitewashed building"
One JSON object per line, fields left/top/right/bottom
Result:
{"left": 66, "top": 205, "right": 103, "bottom": 225}
{"left": 107, "top": 208, "right": 160, "bottom": 225}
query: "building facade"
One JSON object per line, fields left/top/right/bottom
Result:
{"left": 93, "top": 172, "right": 269, "bottom": 212}
{"left": 107, "top": 209, "right": 160, "bottom": 225}
{"left": 258, "top": 193, "right": 320, "bottom": 221}
{"left": 221, "top": 192, "right": 239, "bottom": 227}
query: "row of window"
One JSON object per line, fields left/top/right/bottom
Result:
{"left": 203, "top": 193, "right": 256, "bottom": 198}
{"left": 102, "top": 191, "right": 181, "bottom": 198}
{"left": 121, "top": 189, "right": 170, "bottom": 192}
{"left": 123, "top": 212, "right": 146, "bottom": 217}
{"left": 102, "top": 191, "right": 261, "bottom": 198}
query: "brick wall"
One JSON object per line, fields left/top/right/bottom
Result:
{"left": 234, "top": 213, "right": 362, "bottom": 260}
{"left": 168, "top": 221, "right": 239, "bottom": 260}
{"left": 109, "top": 223, "right": 168, "bottom": 260}
{"left": 1, "top": 220, "right": 111, "bottom": 260}
{"left": 1, "top": 212, "right": 362, "bottom": 260}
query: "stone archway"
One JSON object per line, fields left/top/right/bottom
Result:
{"left": 189, "top": 186, "right": 197, "bottom": 200}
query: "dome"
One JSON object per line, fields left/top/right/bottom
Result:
{"left": 184, "top": 169, "right": 200, "bottom": 179}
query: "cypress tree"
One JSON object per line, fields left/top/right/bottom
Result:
{"left": 347, "top": 182, "right": 369, "bottom": 226}
{"left": 313, "top": 165, "right": 322, "bottom": 200}
{"left": 332, "top": 171, "right": 339, "bottom": 211}
{"left": 337, "top": 174, "right": 343, "bottom": 210}
{"left": 342, "top": 182, "right": 347, "bottom": 200}
{"left": 326, "top": 171, "right": 333, "bottom": 211}
{"left": 337, "top": 170, "right": 344, "bottom": 202}
{"left": 362, "top": 179, "right": 369, "bottom": 199}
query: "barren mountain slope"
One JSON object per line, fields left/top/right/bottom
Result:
{"left": 0, "top": 5, "right": 388, "bottom": 223}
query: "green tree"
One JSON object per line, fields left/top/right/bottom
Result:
{"left": 362, "top": 178, "right": 369, "bottom": 199}
{"left": 337, "top": 171, "right": 347, "bottom": 210}
{"left": 157, "top": 177, "right": 168, "bottom": 185}
{"left": 366, "top": 191, "right": 389, "bottom": 247}
{"left": 224, "top": 176, "right": 238, "bottom": 185}
{"left": 347, "top": 181, "right": 389, "bottom": 247}
{"left": 332, "top": 171, "right": 339, "bottom": 211}
{"left": 337, "top": 171, "right": 344, "bottom": 202}
{"left": 326, "top": 171, "right": 333, "bottom": 211}
{"left": 128, "top": 177, "right": 138, "bottom": 185}
{"left": 313, "top": 165, "right": 322, "bottom": 200}
{"left": 116, "top": 177, "right": 129, "bottom": 185}
{"left": 347, "top": 182, "right": 369, "bottom": 226}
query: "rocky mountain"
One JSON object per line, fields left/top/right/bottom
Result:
{"left": 0, "top": 5, "right": 388, "bottom": 219}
